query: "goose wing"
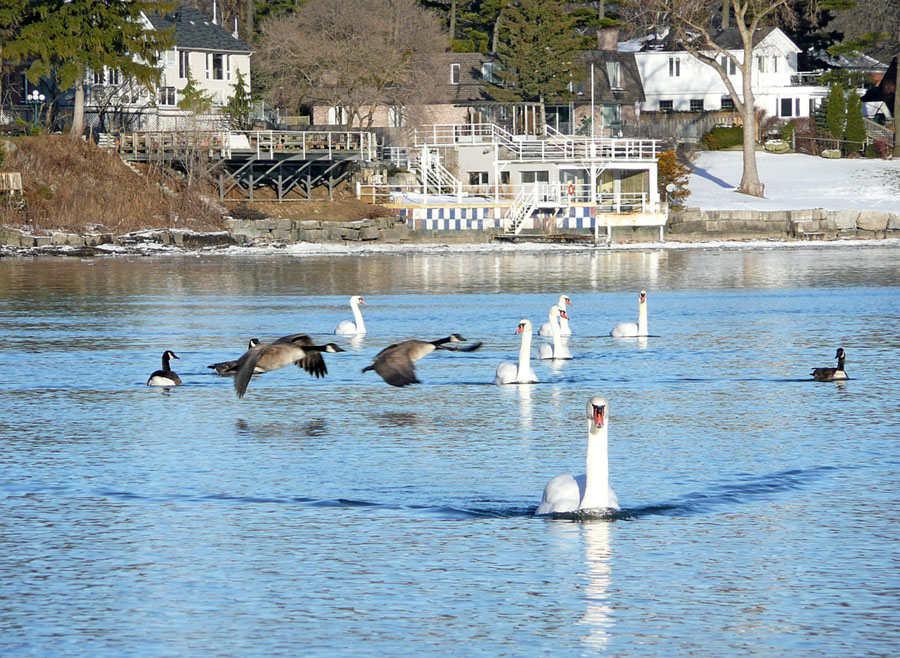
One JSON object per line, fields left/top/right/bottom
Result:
{"left": 297, "top": 350, "right": 327, "bottom": 378}
{"left": 369, "top": 343, "right": 420, "bottom": 387}
{"left": 233, "top": 345, "right": 267, "bottom": 398}
{"left": 209, "top": 359, "right": 239, "bottom": 375}
{"left": 273, "top": 333, "right": 315, "bottom": 345}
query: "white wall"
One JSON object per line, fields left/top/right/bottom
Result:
{"left": 159, "top": 49, "right": 252, "bottom": 107}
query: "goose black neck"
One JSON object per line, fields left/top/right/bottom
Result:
{"left": 162, "top": 353, "right": 172, "bottom": 371}
{"left": 837, "top": 354, "right": 845, "bottom": 371}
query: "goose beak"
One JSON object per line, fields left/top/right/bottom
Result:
{"left": 592, "top": 404, "right": 605, "bottom": 429}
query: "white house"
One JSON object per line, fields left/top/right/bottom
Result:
{"left": 84, "top": 6, "right": 252, "bottom": 130}
{"left": 628, "top": 27, "right": 828, "bottom": 120}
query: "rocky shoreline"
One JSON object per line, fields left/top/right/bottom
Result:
{"left": 2, "top": 209, "right": 900, "bottom": 257}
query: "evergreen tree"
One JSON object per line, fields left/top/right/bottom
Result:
{"left": 485, "top": 0, "right": 584, "bottom": 132}
{"left": 825, "top": 82, "right": 846, "bottom": 145}
{"left": 12, "top": 0, "right": 174, "bottom": 139}
{"left": 177, "top": 71, "right": 215, "bottom": 114}
{"left": 844, "top": 90, "right": 865, "bottom": 154}
{"left": 226, "top": 68, "right": 253, "bottom": 129}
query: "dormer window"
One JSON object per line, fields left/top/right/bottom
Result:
{"left": 450, "top": 63, "right": 460, "bottom": 84}
{"left": 606, "top": 61, "right": 622, "bottom": 89}
{"left": 481, "top": 62, "right": 498, "bottom": 84}
{"left": 668, "top": 57, "right": 680, "bottom": 77}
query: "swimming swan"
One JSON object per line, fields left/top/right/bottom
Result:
{"left": 539, "top": 295, "right": 572, "bottom": 336}
{"left": 539, "top": 306, "right": 572, "bottom": 360}
{"left": 147, "top": 350, "right": 182, "bottom": 387}
{"left": 208, "top": 338, "right": 261, "bottom": 375}
{"left": 334, "top": 295, "right": 367, "bottom": 335}
{"left": 233, "top": 334, "right": 345, "bottom": 398}
{"left": 610, "top": 290, "right": 648, "bottom": 338}
{"left": 363, "top": 334, "right": 482, "bottom": 387}
{"left": 536, "top": 395, "right": 619, "bottom": 515}
{"left": 494, "top": 319, "right": 538, "bottom": 385}
{"left": 811, "top": 347, "right": 848, "bottom": 381}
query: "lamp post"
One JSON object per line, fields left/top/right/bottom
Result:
{"left": 29, "top": 89, "right": 45, "bottom": 129}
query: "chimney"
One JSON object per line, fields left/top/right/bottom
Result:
{"left": 597, "top": 28, "right": 619, "bottom": 52}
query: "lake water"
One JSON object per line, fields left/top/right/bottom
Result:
{"left": 2, "top": 246, "right": 899, "bottom": 657}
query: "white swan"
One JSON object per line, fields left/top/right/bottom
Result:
{"left": 334, "top": 295, "right": 367, "bottom": 335}
{"left": 539, "top": 306, "right": 572, "bottom": 360}
{"left": 539, "top": 295, "right": 572, "bottom": 336}
{"left": 494, "top": 319, "right": 539, "bottom": 385}
{"left": 610, "top": 290, "right": 648, "bottom": 337}
{"left": 536, "top": 395, "right": 619, "bottom": 515}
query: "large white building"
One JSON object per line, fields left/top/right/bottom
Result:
{"left": 628, "top": 27, "right": 828, "bottom": 120}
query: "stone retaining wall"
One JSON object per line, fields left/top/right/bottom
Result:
{"left": 668, "top": 209, "right": 900, "bottom": 241}
{"left": 223, "top": 216, "right": 409, "bottom": 243}
{"left": 0, "top": 227, "right": 237, "bottom": 249}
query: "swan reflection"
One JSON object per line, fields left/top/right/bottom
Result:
{"left": 517, "top": 383, "right": 533, "bottom": 430}
{"left": 349, "top": 334, "right": 366, "bottom": 351}
{"left": 579, "top": 521, "right": 614, "bottom": 651}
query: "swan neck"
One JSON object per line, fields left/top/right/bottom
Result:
{"left": 517, "top": 329, "right": 532, "bottom": 371}
{"left": 580, "top": 423, "right": 611, "bottom": 510}
{"left": 551, "top": 314, "right": 562, "bottom": 352}
{"left": 638, "top": 300, "right": 648, "bottom": 336}
{"left": 351, "top": 300, "right": 366, "bottom": 333}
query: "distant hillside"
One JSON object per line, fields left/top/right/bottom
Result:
{"left": 0, "top": 135, "right": 223, "bottom": 235}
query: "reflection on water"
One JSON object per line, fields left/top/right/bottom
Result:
{"left": 579, "top": 522, "right": 614, "bottom": 652}
{"left": 2, "top": 248, "right": 900, "bottom": 658}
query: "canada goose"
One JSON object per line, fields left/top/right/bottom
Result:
{"left": 611, "top": 290, "right": 648, "bottom": 338}
{"left": 536, "top": 395, "right": 619, "bottom": 516}
{"left": 539, "top": 295, "right": 572, "bottom": 336}
{"left": 147, "top": 350, "right": 182, "bottom": 387}
{"left": 232, "top": 334, "right": 345, "bottom": 398}
{"left": 208, "top": 338, "right": 261, "bottom": 375}
{"left": 362, "top": 334, "right": 482, "bottom": 387}
{"left": 335, "top": 295, "right": 367, "bottom": 335}
{"left": 811, "top": 347, "right": 849, "bottom": 381}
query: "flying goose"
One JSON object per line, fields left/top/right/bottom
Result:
{"left": 232, "top": 334, "right": 345, "bottom": 398}
{"left": 208, "top": 338, "right": 261, "bottom": 375}
{"left": 335, "top": 295, "right": 367, "bottom": 335}
{"left": 811, "top": 347, "right": 849, "bottom": 381}
{"left": 362, "top": 334, "right": 482, "bottom": 387}
{"left": 147, "top": 350, "right": 182, "bottom": 387}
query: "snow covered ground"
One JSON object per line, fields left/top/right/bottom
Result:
{"left": 687, "top": 151, "right": 900, "bottom": 212}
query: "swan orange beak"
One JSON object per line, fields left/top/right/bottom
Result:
{"left": 560, "top": 310, "right": 569, "bottom": 320}
{"left": 359, "top": 298, "right": 366, "bottom": 305}
{"left": 592, "top": 404, "right": 605, "bottom": 429}
{"left": 566, "top": 298, "right": 572, "bottom": 306}
{"left": 515, "top": 325, "right": 524, "bottom": 334}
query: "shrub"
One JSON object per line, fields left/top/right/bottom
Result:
{"left": 700, "top": 125, "right": 742, "bottom": 150}
{"left": 873, "top": 138, "right": 892, "bottom": 159}
{"left": 657, "top": 149, "right": 691, "bottom": 208}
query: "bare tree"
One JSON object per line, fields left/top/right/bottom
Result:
{"left": 256, "top": 0, "right": 448, "bottom": 131}
{"left": 635, "top": 0, "right": 815, "bottom": 197}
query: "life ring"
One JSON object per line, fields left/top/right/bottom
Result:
{"left": 567, "top": 183, "right": 575, "bottom": 196}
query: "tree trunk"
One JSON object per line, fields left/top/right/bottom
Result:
{"left": 245, "top": 0, "right": 254, "bottom": 44}
{"left": 539, "top": 95, "right": 546, "bottom": 136}
{"left": 599, "top": 0, "right": 605, "bottom": 20}
{"left": 69, "top": 77, "right": 85, "bottom": 140}
{"left": 722, "top": 0, "right": 730, "bottom": 30}
{"left": 491, "top": 4, "right": 504, "bottom": 54}
{"left": 449, "top": 0, "right": 457, "bottom": 41}
{"left": 737, "top": 44, "right": 764, "bottom": 197}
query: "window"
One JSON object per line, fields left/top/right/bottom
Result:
{"left": 795, "top": 98, "right": 800, "bottom": 116}
{"left": 108, "top": 69, "right": 119, "bottom": 86}
{"left": 450, "top": 63, "right": 460, "bottom": 84}
{"left": 468, "top": 171, "right": 489, "bottom": 185}
{"left": 92, "top": 69, "right": 104, "bottom": 85}
{"left": 388, "top": 105, "right": 407, "bottom": 128}
{"left": 521, "top": 171, "right": 549, "bottom": 184}
{"left": 205, "top": 53, "right": 210, "bottom": 79}
{"left": 179, "top": 50, "right": 189, "bottom": 79}
{"left": 159, "top": 86, "right": 175, "bottom": 106}
{"left": 721, "top": 96, "right": 734, "bottom": 110}
{"left": 780, "top": 98, "right": 793, "bottom": 117}
{"left": 757, "top": 56, "right": 767, "bottom": 73}
{"left": 668, "top": 57, "right": 680, "bottom": 77}
{"left": 659, "top": 100, "right": 674, "bottom": 112}
{"left": 500, "top": 171, "right": 510, "bottom": 185}
{"left": 225, "top": 55, "right": 231, "bottom": 81}
{"left": 327, "top": 106, "right": 348, "bottom": 125}
{"left": 481, "top": 62, "right": 498, "bottom": 83}
{"left": 772, "top": 56, "right": 778, "bottom": 73}
{"left": 720, "top": 55, "right": 736, "bottom": 75}
{"left": 212, "top": 54, "right": 224, "bottom": 80}
{"left": 606, "top": 61, "right": 622, "bottom": 89}
{"left": 690, "top": 98, "right": 704, "bottom": 112}
{"left": 600, "top": 103, "right": 620, "bottom": 128}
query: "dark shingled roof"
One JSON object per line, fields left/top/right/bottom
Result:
{"left": 147, "top": 7, "right": 252, "bottom": 53}
{"left": 424, "top": 51, "right": 644, "bottom": 105}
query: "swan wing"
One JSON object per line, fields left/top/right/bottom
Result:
{"left": 537, "top": 322, "right": 552, "bottom": 337}
{"left": 494, "top": 361, "right": 517, "bottom": 385}
{"left": 536, "top": 473, "right": 583, "bottom": 515}
{"left": 610, "top": 322, "right": 637, "bottom": 338}
{"left": 334, "top": 320, "right": 356, "bottom": 335}
{"left": 538, "top": 343, "right": 553, "bottom": 360}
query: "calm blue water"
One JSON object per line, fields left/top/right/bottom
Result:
{"left": 1, "top": 247, "right": 899, "bottom": 657}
